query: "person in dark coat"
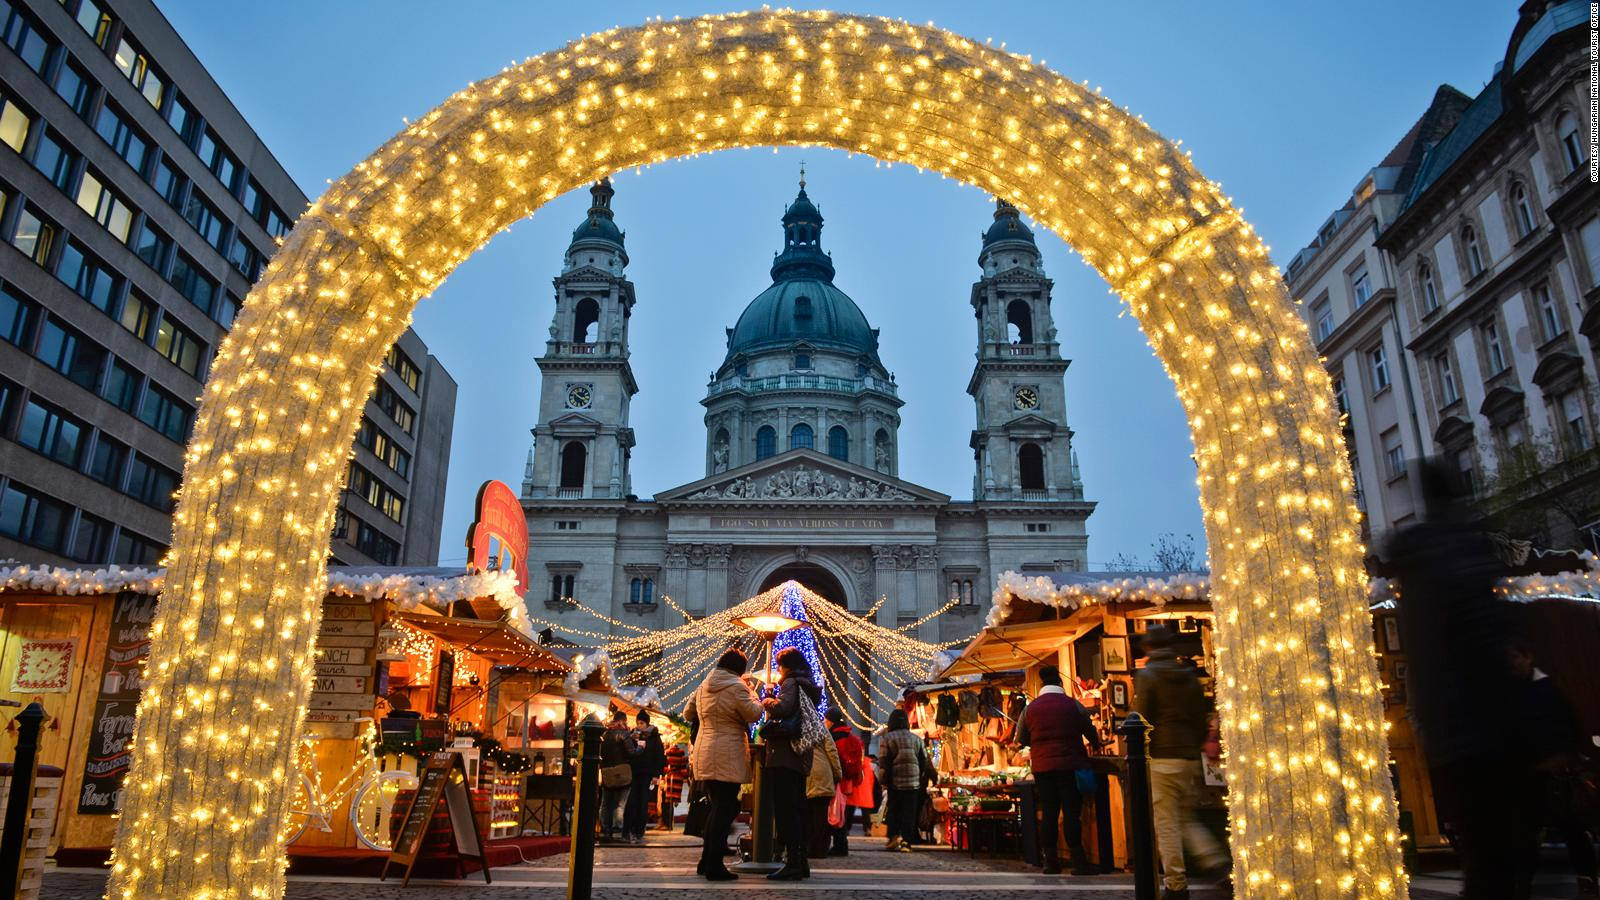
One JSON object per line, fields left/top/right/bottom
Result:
{"left": 598, "top": 709, "right": 639, "bottom": 843}
{"left": 1017, "top": 664, "right": 1100, "bottom": 875}
{"left": 624, "top": 710, "right": 667, "bottom": 843}
{"left": 1135, "top": 625, "right": 1226, "bottom": 899}
{"left": 760, "top": 647, "right": 822, "bottom": 881}
{"left": 1384, "top": 458, "right": 1523, "bottom": 900}
{"left": 1509, "top": 639, "right": 1598, "bottom": 899}
{"left": 876, "top": 707, "right": 925, "bottom": 853}
{"left": 827, "top": 707, "right": 866, "bottom": 855}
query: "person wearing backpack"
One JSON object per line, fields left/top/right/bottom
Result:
{"left": 760, "top": 647, "right": 823, "bottom": 881}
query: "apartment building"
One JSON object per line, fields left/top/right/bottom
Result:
{"left": 0, "top": 0, "right": 456, "bottom": 567}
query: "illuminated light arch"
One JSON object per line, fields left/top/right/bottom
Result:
{"left": 107, "top": 10, "right": 1401, "bottom": 898}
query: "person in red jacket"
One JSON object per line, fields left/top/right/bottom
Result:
{"left": 825, "top": 706, "right": 865, "bottom": 856}
{"left": 1017, "top": 664, "right": 1101, "bottom": 875}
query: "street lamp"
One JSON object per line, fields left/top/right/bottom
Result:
{"left": 731, "top": 611, "right": 804, "bottom": 875}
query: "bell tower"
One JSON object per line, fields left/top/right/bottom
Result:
{"left": 967, "top": 199, "right": 1083, "bottom": 501}
{"left": 525, "top": 179, "right": 639, "bottom": 500}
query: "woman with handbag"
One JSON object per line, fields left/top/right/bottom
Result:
{"left": 760, "top": 647, "right": 824, "bottom": 881}
{"left": 682, "top": 648, "right": 762, "bottom": 882}
{"left": 598, "top": 709, "right": 639, "bottom": 843}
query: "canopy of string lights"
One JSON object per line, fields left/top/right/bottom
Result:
{"left": 534, "top": 580, "right": 967, "bottom": 729}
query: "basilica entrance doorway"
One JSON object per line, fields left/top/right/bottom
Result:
{"left": 759, "top": 562, "right": 848, "bottom": 607}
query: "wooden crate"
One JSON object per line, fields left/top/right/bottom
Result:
{"left": 0, "top": 766, "right": 64, "bottom": 900}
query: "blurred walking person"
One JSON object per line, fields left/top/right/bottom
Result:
{"left": 828, "top": 707, "right": 866, "bottom": 855}
{"left": 1509, "top": 638, "right": 1598, "bottom": 899}
{"left": 624, "top": 710, "right": 666, "bottom": 842}
{"left": 876, "top": 708, "right": 925, "bottom": 852}
{"left": 659, "top": 739, "right": 689, "bottom": 832}
{"left": 682, "top": 648, "right": 762, "bottom": 881}
{"left": 1018, "top": 664, "right": 1100, "bottom": 876}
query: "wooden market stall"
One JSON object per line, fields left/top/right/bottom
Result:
{"left": 0, "top": 563, "right": 569, "bottom": 872}
{"left": 936, "top": 570, "right": 1219, "bottom": 870}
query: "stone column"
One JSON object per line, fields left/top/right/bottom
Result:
{"left": 914, "top": 546, "right": 939, "bottom": 645}
{"left": 869, "top": 544, "right": 900, "bottom": 718}
{"left": 705, "top": 544, "right": 732, "bottom": 613}
{"left": 663, "top": 546, "right": 689, "bottom": 616}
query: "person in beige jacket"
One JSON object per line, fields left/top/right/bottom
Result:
{"left": 682, "top": 648, "right": 762, "bottom": 882}
{"left": 805, "top": 720, "right": 843, "bottom": 859}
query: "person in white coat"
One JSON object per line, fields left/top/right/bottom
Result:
{"left": 683, "top": 648, "right": 762, "bottom": 881}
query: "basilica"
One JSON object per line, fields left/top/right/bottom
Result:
{"left": 521, "top": 176, "right": 1095, "bottom": 645}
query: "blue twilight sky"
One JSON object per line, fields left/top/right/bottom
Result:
{"left": 155, "top": 1, "right": 1513, "bottom": 567}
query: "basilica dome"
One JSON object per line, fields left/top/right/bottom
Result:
{"left": 723, "top": 179, "right": 881, "bottom": 365}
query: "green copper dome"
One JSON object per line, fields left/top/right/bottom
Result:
{"left": 982, "top": 198, "right": 1036, "bottom": 249}
{"left": 567, "top": 178, "right": 627, "bottom": 262}
{"left": 723, "top": 179, "right": 880, "bottom": 363}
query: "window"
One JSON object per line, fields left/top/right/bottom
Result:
{"left": 793, "top": 351, "right": 811, "bottom": 369}
{"left": 71, "top": 0, "right": 111, "bottom": 48}
{"left": 1534, "top": 283, "right": 1562, "bottom": 343}
{"left": 101, "top": 356, "right": 139, "bottom": 412}
{"left": 167, "top": 252, "right": 216, "bottom": 315}
{"left": 755, "top": 425, "right": 776, "bottom": 460}
{"left": 182, "top": 190, "right": 226, "bottom": 251}
{"left": 1581, "top": 218, "right": 1600, "bottom": 289}
{"left": 262, "top": 203, "right": 291, "bottom": 240}
{"left": 0, "top": 283, "right": 36, "bottom": 347}
{"left": 789, "top": 422, "right": 813, "bottom": 451}
{"left": 11, "top": 205, "right": 55, "bottom": 265}
{"left": 1511, "top": 183, "right": 1535, "bottom": 238}
{"left": 213, "top": 292, "right": 239, "bottom": 329}
{"left": 355, "top": 416, "right": 410, "bottom": 477}
{"left": 208, "top": 139, "right": 239, "bottom": 194}
{"left": 548, "top": 573, "right": 576, "bottom": 605}
{"left": 1018, "top": 442, "right": 1045, "bottom": 491}
{"left": 353, "top": 518, "right": 399, "bottom": 565}
{"left": 385, "top": 345, "right": 421, "bottom": 392}
{"left": 1332, "top": 377, "right": 1348, "bottom": 415}
{"left": 118, "top": 291, "right": 154, "bottom": 342}
{"left": 1500, "top": 419, "right": 1527, "bottom": 452}
{"left": 0, "top": 482, "right": 69, "bottom": 552}
{"left": 629, "top": 577, "right": 656, "bottom": 605}
{"left": 1025, "top": 522, "right": 1052, "bottom": 533}
{"left": 138, "top": 383, "right": 192, "bottom": 442}
{"left": 554, "top": 520, "right": 580, "bottom": 530}
{"left": 1418, "top": 261, "right": 1439, "bottom": 313}
{"left": 18, "top": 397, "right": 84, "bottom": 467}
{"left": 375, "top": 381, "right": 414, "bottom": 433}
{"left": 1456, "top": 448, "right": 1477, "bottom": 497}
{"left": 155, "top": 316, "right": 204, "bottom": 377}
{"left": 827, "top": 425, "right": 848, "bottom": 461}
{"left": 75, "top": 170, "right": 134, "bottom": 242}
{"left": 1351, "top": 265, "right": 1372, "bottom": 307}
{"left": 87, "top": 433, "right": 127, "bottom": 487}
{"left": 112, "top": 528, "right": 164, "bottom": 566}
{"left": 53, "top": 56, "right": 93, "bottom": 119}
{"left": 36, "top": 316, "right": 104, "bottom": 390}
{"left": 1561, "top": 392, "right": 1591, "bottom": 451}
{"left": 112, "top": 36, "right": 165, "bottom": 109}
{"left": 126, "top": 452, "right": 178, "bottom": 511}
{"left": 1313, "top": 299, "right": 1333, "bottom": 341}
{"left": 32, "top": 129, "right": 77, "bottom": 191}
{"left": 1006, "top": 299, "right": 1034, "bottom": 344}
{"left": 558, "top": 442, "right": 586, "bottom": 490}
{"left": 1435, "top": 353, "right": 1458, "bottom": 406}
{"left": 57, "top": 240, "right": 120, "bottom": 313}
{"left": 69, "top": 511, "right": 113, "bottom": 563}
{"left": 150, "top": 155, "right": 185, "bottom": 207}
{"left": 1368, "top": 345, "right": 1390, "bottom": 392}
{"left": 347, "top": 463, "right": 404, "bottom": 522}
{"left": 1481, "top": 320, "right": 1507, "bottom": 375}
{"left": 226, "top": 236, "right": 259, "bottom": 280}
{"left": 1462, "top": 225, "right": 1484, "bottom": 278}
{"left": 0, "top": 95, "right": 29, "bottom": 152}
{"left": 94, "top": 104, "right": 149, "bottom": 176}
{"left": 1382, "top": 429, "right": 1406, "bottom": 479}
{"left": 241, "top": 177, "right": 264, "bottom": 222}
{"left": 1558, "top": 111, "right": 1587, "bottom": 172}
{"left": 168, "top": 94, "right": 198, "bottom": 147}
{"left": 132, "top": 220, "right": 169, "bottom": 272}
{"left": 0, "top": 3, "right": 55, "bottom": 75}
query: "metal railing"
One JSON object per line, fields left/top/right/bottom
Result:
{"left": 706, "top": 373, "right": 899, "bottom": 398}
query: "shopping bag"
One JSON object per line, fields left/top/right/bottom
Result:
{"left": 827, "top": 783, "right": 848, "bottom": 828}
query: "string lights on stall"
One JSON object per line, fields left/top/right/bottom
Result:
{"left": 107, "top": 10, "right": 1405, "bottom": 897}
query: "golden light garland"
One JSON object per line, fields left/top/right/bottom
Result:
{"left": 107, "top": 10, "right": 1398, "bottom": 897}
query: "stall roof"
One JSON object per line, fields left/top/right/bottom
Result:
{"left": 397, "top": 611, "right": 569, "bottom": 672}
{"left": 990, "top": 569, "right": 1206, "bottom": 627}
{"left": 938, "top": 616, "right": 1099, "bottom": 680}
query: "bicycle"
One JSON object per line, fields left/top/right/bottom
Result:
{"left": 283, "top": 718, "right": 418, "bottom": 850}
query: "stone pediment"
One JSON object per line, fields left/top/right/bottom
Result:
{"left": 547, "top": 411, "right": 604, "bottom": 432}
{"left": 1000, "top": 413, "right": 1062, "bottom": 433}
{"left": 658, "top": 448, "right": 948, "bottom": 504}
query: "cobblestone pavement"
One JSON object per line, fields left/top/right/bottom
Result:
{"left": 37, "top": 833, "right": 1520, "bottom": 898}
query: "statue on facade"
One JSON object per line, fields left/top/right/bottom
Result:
{"left": 874, "top": 441, "right": 891, "bottom": 472}
{"left": 712, "top": 439, "right": 729, "bottom": 473}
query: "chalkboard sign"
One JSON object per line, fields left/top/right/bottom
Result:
{"left": 434, "top": 651, "right": 455, "bottom": 716}
{"left": 380, "top": 751, "right": 488, "bottom": 885}
{"left": 79, "top": 592, "right": 157, "bottom": 814}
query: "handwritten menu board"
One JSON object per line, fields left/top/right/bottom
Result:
{"left": 433, "top": 650, "right": 455, "bottom": 716}
{"left": 306, "top": 601, "right": 379, "bottom": 737}
{"left": 381, "top": 751, "right": 488, "bottom": 886}
{"left": 78, "top": 592, "right": 157, "bottom": 814}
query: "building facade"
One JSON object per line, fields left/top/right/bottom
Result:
{"left": 523, "top": 178, "right": 1094, "bottom": 663}
{"left": 0, "top": 0, "right": 457, "bottom": 568}
{"left": 1291, "top": 1, "right": 1599, "bottom": 553}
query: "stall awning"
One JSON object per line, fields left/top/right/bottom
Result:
{"left": 939, "top": 618, "right": 1096, "bottom": 679}
{"left": 397, "top": 611, "right": 570, "bottom": 672}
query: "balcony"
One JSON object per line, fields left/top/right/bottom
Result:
{"left": 555, "top": 487, "right": 583, "bottom": 498}
{"left": 1019, "top": 489, "right": 1048, "bottom": 500}
{"left": 706, "top": 373, "right": 899, "bottom": 399}
{"left": 1006, "top": 344, "right": 1037, "bottom": 357}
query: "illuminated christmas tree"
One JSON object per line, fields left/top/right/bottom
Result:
{"left": 771, "top": 581, "right": 828, "bottom": 716}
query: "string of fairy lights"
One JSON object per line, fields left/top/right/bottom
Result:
{"left": 110, "top": 9, "right": 1402, "bottom": 898}
{"left": 533, "top": 579, "right": 962, "bottom": 729}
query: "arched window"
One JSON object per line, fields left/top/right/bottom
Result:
{"left": 629, "top": 578, "right": 642, "bottom": 604}
{"left": 572, "top": 298, "right": 600, "bottom": 343}
{"left": 755, "top": 426, "right": 776, "bottom": 460}
{"left": 1462, "top": 225, "right": 1484, "bottom": 277}
{"left": 559, "top": 441, "right": 587, "bottom": 490}
{"left": 642, "top": 579, "right": 654, "bottom": 605}
{"left": 1511, "top": 183, "right": 1535, "bottom": 237}
{"left": 1558, "top": 111, "right": 1586, "bottom": 171}
{"left": 1006, "top": 299, "right": 1033, "bottom": 344}
{"left": 962, "top": 580, "right": 974, "bottom": 605}
{"left": 827, "top": 425, "right": 849, "bottom": 461}
{"left": 794, "top": 352, "right": 812, "bottom": 369}
{"left": 1418, "top": 261, "right": 1439, "bottom": 313}
{"left": 790, "top": 423, "right": 814, "bottom": 451}
{"left": 1018, "top": 442, "right": 1046, "bottom": 491}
